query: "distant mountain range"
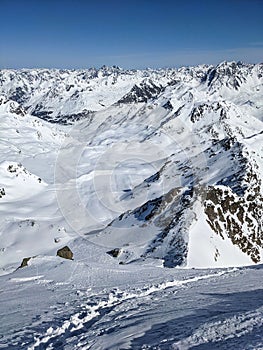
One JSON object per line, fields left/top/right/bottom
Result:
{"left": 0, "top": 61, "right": 262, "bottom": 273}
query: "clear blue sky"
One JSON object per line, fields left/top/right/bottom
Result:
{"left": 0, "top": 0, "right": 262, "bottom": 69}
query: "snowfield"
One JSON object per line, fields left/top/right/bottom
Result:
{"left": 0, "top": 256, "right": 262, "bottom": 349}
{"left": 0, "top": 61, "right": 262, "bottom": 349}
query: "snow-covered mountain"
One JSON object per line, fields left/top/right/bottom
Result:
{"left": 0, "top": 61, "right": 263, "bottom": 273}
{"left": 1, "top": 61, "right": 263, "bottom": 349}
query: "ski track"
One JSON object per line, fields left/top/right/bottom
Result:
{"left": 28, "top": 269, "right": 235, "bottom": 349}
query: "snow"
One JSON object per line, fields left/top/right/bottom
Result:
{"left": 187, "top": 204, "right": 254, "bottom": 268}
{"left": 0, "top": 61, "right": 263, "bottom": 348}
{"left": 0, "top": 255, "right": 262, "bottom": 349}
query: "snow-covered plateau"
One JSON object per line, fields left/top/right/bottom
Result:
{"left": 0, "top": 61, "right": 262, "bottom": 349}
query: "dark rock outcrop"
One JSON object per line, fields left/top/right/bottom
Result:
{"left": 0, "top": 188, "right": 5, "bottom": 198}
{"left": 19, "top": 257, "right": 31, "bottom": 268}
{"left": 107, "top": 248, "right": 121, "bottom": 258}
{"left": 57, "top": 246, "right": 73, "bottom": 260}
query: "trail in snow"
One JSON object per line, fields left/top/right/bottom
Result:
{"left": 28, "top": 269, "right": 233, "bottom": 349}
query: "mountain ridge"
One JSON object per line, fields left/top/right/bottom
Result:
{"left": 0, "top": 61, "right": 262, "bottom": 272}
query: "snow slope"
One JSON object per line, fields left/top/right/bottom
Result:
{"left": 0, "top": 251, "right": 262, "bottom": 349}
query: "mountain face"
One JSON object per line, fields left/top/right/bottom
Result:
{"left": 0, "top": 61, "right": 262, "bottom": 273}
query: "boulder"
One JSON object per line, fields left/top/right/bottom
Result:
{"left": 106, "top": 248, "right": 121, "bottom": 258}
{"left": 57, "top": 246, "right": 73, "bottom": 260}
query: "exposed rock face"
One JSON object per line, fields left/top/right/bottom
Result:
{"left": 144, "top": 188, "right": 195, "bottom": 267}
{"left": 204, "top": 171, "right": 263, "bottom": 263}
{"left": 57, "top": 246, "right": 73, "bottom": 260}
{"left": 107, "top": 248, "right": 121, "bottom": 258}
{"left": 190, "top": 102, "right": 227, "bottom": 123}
{"left": 162, "top": 100, "right": 173, "bottom": 111}
{"left": 0, "top": 95, "right": 26, "bottom": 116}
{"left": 19, "top": 257, "right": 31, "bottom": 268}
{"left": 0, "top": 188, "right": 5, "bottom": 198}
{"left": 205, "top": 61, "right": 252, "bottom": 90}
{"left": 32, "top": 107, "right": 94, "bottom": 125}
{"left": 117, "top": 81, "right": 164, "bottom": 104}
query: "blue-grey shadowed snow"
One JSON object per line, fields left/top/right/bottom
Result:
{"left": 0, "top": 264, "right": 262, "bottom": 349}
{"left": 191, "top": 326, "right": 263, "bottom": 349}
{"left": 131, "top": 289, "right": 263, "bottom": 349}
